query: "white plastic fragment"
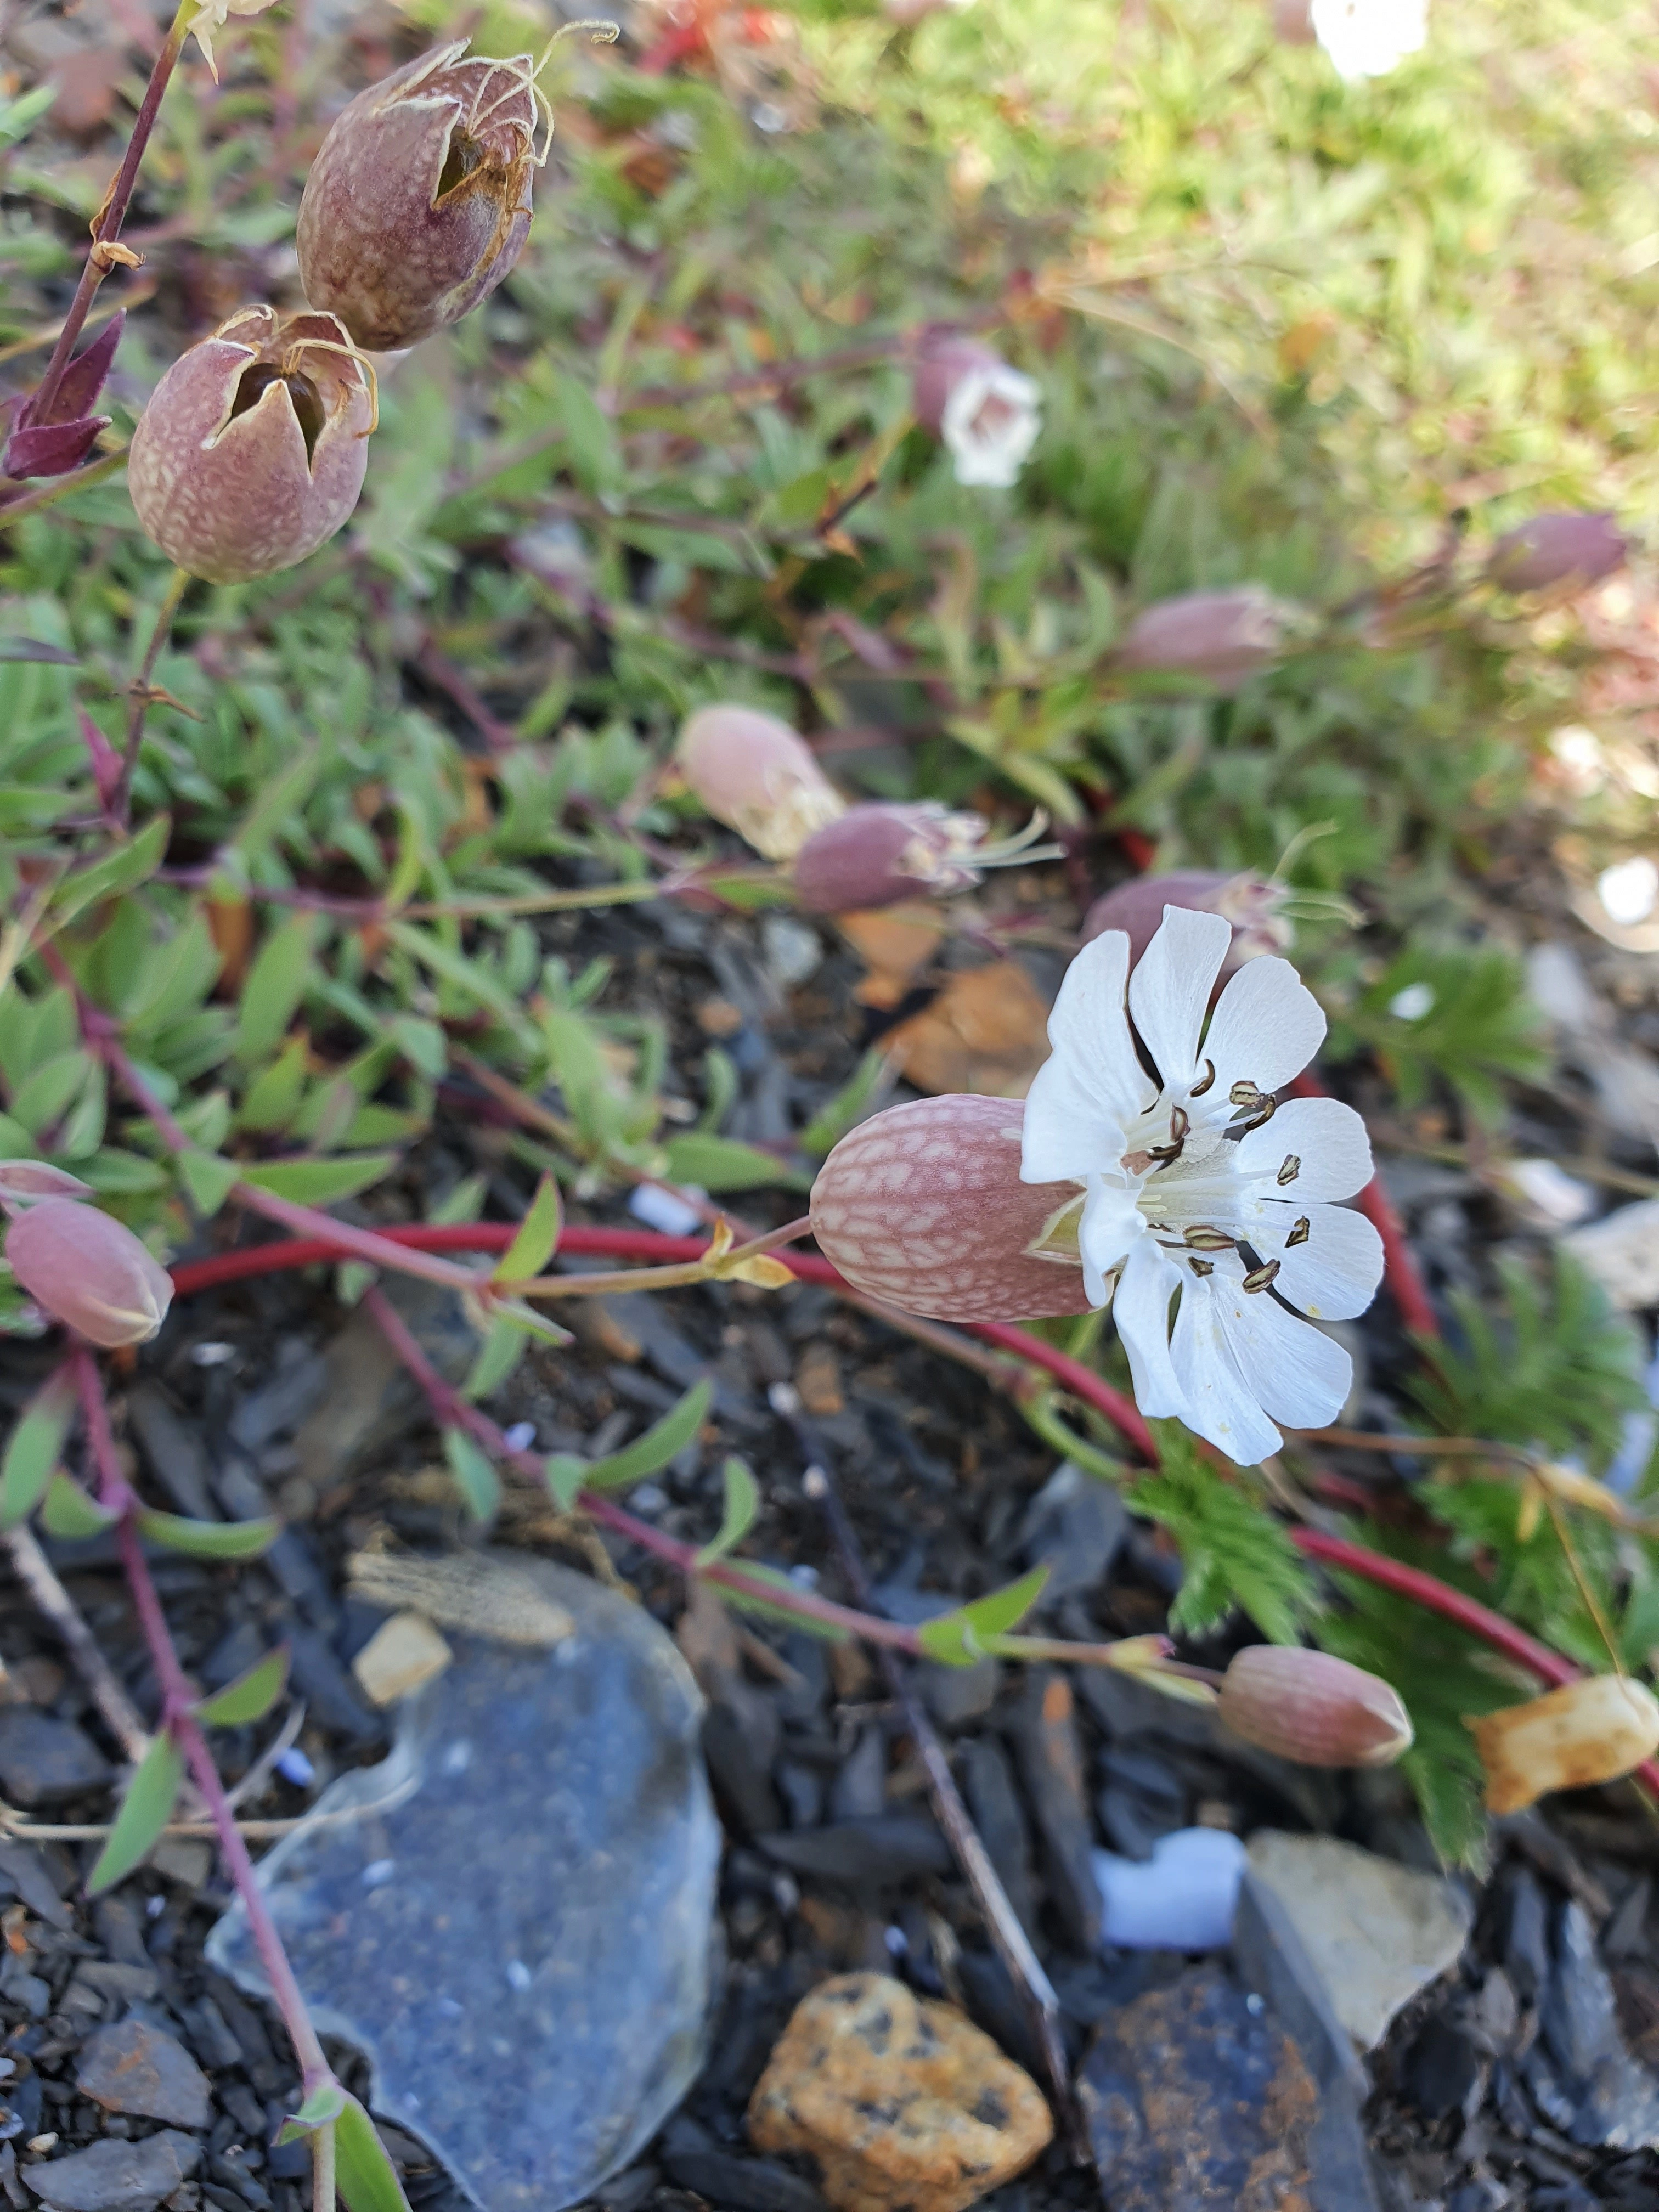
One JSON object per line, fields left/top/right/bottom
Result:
{"left": 1599, "top": 856, "right": 1659, "bottom": 927}
{"left": 1502, "top": 1157, "right": 1597, "bottom": 1228}
{"left": 629, "top": 1182, "right": 707, "bottom": 1238}
{"left": 1564, "top": 1198, "right": 1659, "bottom": 1310}
{"left": 1092, "top": 1826, "right": 1246, "bottom": 1951}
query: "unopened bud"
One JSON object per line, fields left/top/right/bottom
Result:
{"left": 809, "top": 1095, "right": 1090, "bottom": 1322}
{"left": 128, "top": 307, "right": 373, "bottom": 582}
{"left": 4, "top": 1198, "right": 173, "bottom": 1347}
{"left": 793, "top": 803, "right": 986, "bottom": 913}
{"left": 1082, "top": 871, "right": 1293, "bottom": 973}
{"left": 1488, "top": 512, "right": 1628, "bottom": 595}
{"left": 1115, "top": 586, "right": 1308, "bottom": 692}
{"left": 1468, "top": 1674, "right": 1659, "bottom": 1816}
{"left": 1218, "top": 1645, "right": 1413, "bottom": 1768}
{"left": 676, "top": 704, "right": 845, "bottom": 861}
{"left": 0, "top": 1160, "right": 94, "bottom": 1208}
{"left": 912, "top": 332, "right": 1041, "bottom": 490}
{"left": 298, "top": 42, "right": 540, "bottom": 352}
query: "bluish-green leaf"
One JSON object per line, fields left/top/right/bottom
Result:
{"left": 177, "top": 1149, "right": 240, "bottom": 1217}
{"left": 491, "top": 1175, "right": 563, "bottom": 1284}
{"left": 333, "top": 2094, "right": 414, "bottom": 2212}
{"left": 235, "top": 911, "right": 322, "bottom": 1066}
{"left": 137, "top": 1509, "right": 280, "bottom": 1560}
{"left": 194, "top": 1646, "right": 289, "bottom": 1726}
{"left": 916, "top": 1567, "right": 1050, "bottom": 1667}
{"left": 87, "top": 1731, "right": 185, "bottom": 1894}
{"left": 276, "top": 2081, "right": 348, "bottom": 2142}
{"left": 238, "top": 1153, "right": 396, "bottom": 1205}
{"left": 660, "top": 1133, "right": 810, "bottom": 1193}
{"left": 557, "top": 1379, "right": 712, "bottom": 1499}
{"left": 48, "top": 814, "right": 170, "bottom": 927}
{"left": 40, "top": 1471, "right": 118, "bottom": 1539}
{"left": 443, "top": 1429, "right": 502, "bottom": 1523}
{"left": 462, "top": 1313, "right": 531, "bottom": 1403}
{"left": 694, "top": 1458, "right": 759, "bottom": 1567}
{"left": 0, "top": 1365, "right": 75, "bottom": 1529}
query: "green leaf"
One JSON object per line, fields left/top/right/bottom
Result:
{"left": 916, "top": 1567, "right": 1051, "bottom": 1666}
{"left": 87, "top": 1731, "right": 185, "bottom": 1894}
{"left": 234, "top": 912, "right": 322, "bottom": 1066}
{"left": 659, "top": 1133, "right": 810, "bottom": 1194}
{"left": 462, "top": 1312, "right": 531, "bottom": 1402}
{"left": 333, "top": 2094, "right": 414, "bottom": 2212}
{"left": 137, "top": 1509, "right": 280, "bottom": 1560}
{"left": 238, "top": 1153, "right": 396, "bottom": 1205}
{"left": 177, "top": 1149, "right": 240, "bottom": 1217}
{"left": 0, "top": 1365, "right": 75, "bottom": 1529}
{"left": 545, "top": 1453, "right": 588, "bottom": 1511}
{"left": 1132, "top": 1426, "right": 1317, "bottom": 1647}
{"left": 276, "top": 2081, "right": 348, "bottom": 2141}
{"left": 798, "top": 1048, "right": 891, "bottom": 1157}
{"left": 714, "top": 1561, "right": 849, "bottom": 1639}
{"left": 443, "top": 1429, "right": 502, "bottom": 1523}
{"left": 48, "top": 814, "right": 170, "bottom": 927}
{"left": 491, "top": 1175, "right": 563, "bottom": 1284}
{"left": 219, "top": 746, "right": 320, "bottom": 875}
{"left": 694, "top": 1458, "right": 759, "bottom": 1567}
{"left": 194, "top": 1647, "right": 290, "bottom": 1727}
{"left": 238, "top": 1035, "right": 311, "bottom": 1134}
{"left": 560, "top": 1378, "right": 712, "bottom": 1498}
{"left": 40, "top": 1471, "right": 117, "bottom": 1538}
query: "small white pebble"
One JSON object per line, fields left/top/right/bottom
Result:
{"left": 1505, "top": 1157, "right": 1597, "bottom": 1227}
{"left": 787, "top": 1563, "right": 820, "bottom": 1589}
{"left": 503, "top": 1420, "right": 537, "bottom": 1453}
{"left": 442, "top": 1740, "right": 473, "bottom": 1776}
{"left": 629, "top": 1182, "right": 707, "bottom": 1238}
{"left": 275, "top": 1747, "right": 315, "bottom": 1788}
{"left": 630, "top": 1482, "right": 669, "bottom": 1515}
{"left": 883, "top": 1925, "right": 907, "bottom": 1957}
{"left": 1599, "top": 855, "right": 1659, "bottom": 927}
{"left": 145, "top": 1895, "right": 166, "bottom": 1919}
{"left": 505, "top": 1960, "right": 533, "bottom": 1993}
{"left": 362, "top": 1859, "right": 396, "bottom": 1888}
{"left": 1093, "top": 1829, "right": 1246, "bottom": 1951}
{"left": 437, "top": 1996, "right": 464, "bottom": 2019}
{"left": 190, "top": 1342, "right": 237, "bottom": 1368}
{"left": 26, "top": 2137, "right": 58, "bottom": 2157}
{"left": 1387, "top": 980, "right": 1436, "bottom": 1023}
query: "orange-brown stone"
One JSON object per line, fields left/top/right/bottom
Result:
{"left": 747, "top": 1972, "right": 1053, "bottom": 2212}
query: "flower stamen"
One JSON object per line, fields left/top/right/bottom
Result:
{"left": 1189, "top": 1057, "right": 1216, "bottom": 1098}
{"left": 1277, "top": 1153, "right": 1301, "bottom": 1185}
{"left": 1242, "top": 1259, "right": 1282, "bottom": 1293}
{"left": 1188, "top": 1256, "right": 1215, "bottom": 1277}
{"left": 1286, "top": 1217, "right": 1311, "bottom": 1247}
{"left": 1183, "top": 1226, "right": 1235, "bottom": 1250}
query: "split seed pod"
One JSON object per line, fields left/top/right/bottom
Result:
{"left": 4, "top": 1197, "right": 173, "bottom": 1347}
{"left": 298, "top": 42, "right": 541, "bottom": 352}
{"left": 809, "top": 1094, "right": 1091, "bottom": 1323}
{"left": 676, "top": 704, "right": 845, "bottom": 861}
{"left": 128, "top": 307, "right": 374, "bottom": 583}
{"left": 1082, "top": 870, "right": 1294, "bottom": 974}
{"left": 1218, "top": 1645, "right": 1413, "bottom": 1768}
{"left": 1468, "top": 1674, "right": 1659, "bottom": 1815}
{"left": 793, "top": 802, "right": 987, "bottom": 913}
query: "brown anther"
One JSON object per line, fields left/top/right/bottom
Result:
{"left": 1228, "top": 1079, "right": 1262, "bottom": 1108}
{"left": 1277, "top": 1153, "right": 1301, "bottom": 1185}
{"left": 1240, "top": 1095, "right": 1277, "bottom": 1131}
{"left": 1188, "top": 1256, "right": 1215, "bottom": 1277}
{"left": 1189, "top": 1057, "right": 1216, "bottom": 1098}
{"left": 1242, "top": 1260, "right": 1282, "bottom": 1293}
{"left": 1184, "top": 1226, "right": 1235, "bottom": 1250}
{"left": 1286, "top": 1217, "right": 1310, "bottom": 1248}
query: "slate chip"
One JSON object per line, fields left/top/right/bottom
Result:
{"left": 21, "top": 2128, "right": 200, "bottom": 2212}
{"left": 0, "top": 1712, "right": 109, "bottom": 1809}
{"left": 77, "top": 2020, "right": 212, "bottom": 2130}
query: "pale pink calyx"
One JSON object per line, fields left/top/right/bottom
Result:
{"left": 676, "top": 703, "right": 845, "bottom": 861}
{"left": 4, "top": 1197, "right": 174, "bottom": 1347}
{"left": 1218, "top": 1645, "right": 1413, "bottom": 1768}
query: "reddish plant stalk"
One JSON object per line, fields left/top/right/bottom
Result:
{"left": 1291, "top": 1071, "right": 1439, "bottom": 1338}
{"left": 71, "top": 1342, "right": 335, "bottom": 2092}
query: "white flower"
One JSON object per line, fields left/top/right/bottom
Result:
{"left": 1309, "top": 0, "right": 1427, "bottom": 80}
{"left": 1020, "top": 906, "right": 1384, "bottom": 1464}
{"left": 941, "top": 363, "right": 1042, "bottom": 490}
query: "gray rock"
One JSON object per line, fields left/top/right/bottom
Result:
{"left": 759, "top": 1815, "right": 952, "bottom": 1884}
{"left": 1531, "top": 1898, "right": 1659, "bottom": 2150}
{"left": 22, "top": 2130, "right": 200, "bottom": 2212}
{"left": 127, "top": 1386, "right": 217, "bottom": 1522}
{"left": 1019, "top": 1461, "right": 1127, "bottom": 1603}
{"left": 77, "top": 2019, "right": 212, "bottom": 2129}
{"left": 208, "top": 1559, "right": 719, "bottom": 2212}
{"left": 956, "top": 1737, "right": 1039, "bottom": 1942}
{"left": 0, "top": 1709, "right": 109, "bottom": 1807}
{"left": 1245, "top": 1830, "right": 1471, "bottom": 2049}
{"left": 1006, "top": 1669, "right": 1099, "bottom": 1951}
{"left": 0, "top": 1844, "right": 72, "bottom": 1930}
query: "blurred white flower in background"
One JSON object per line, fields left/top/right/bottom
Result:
{"left": 913, "top": 336, "right": 1042, "bottom": 490}
{"left": 1307, "top": 0, "right": 1427, "bottom": 80}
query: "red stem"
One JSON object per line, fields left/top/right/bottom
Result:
{"left": 71, "top": 1342, "right": 334, "bottom": 2090}
{"left": 1291, "top": 1072, "right": 1439, "bottom": 1338}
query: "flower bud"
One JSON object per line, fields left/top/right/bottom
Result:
{"left": 1115, "top": 586, "right": 1307, "bottom": 692}
{"left": 809, "top": 1094, "right": 1091, "bottom": 1322}
{"left": 1082, "top": 871, "right": 1293, "bottom": 974}
{"left": 793, "top": 803, "right": 986, "bottom": 913}
{"left": 1487, "top": 512, "right": 1628, "bottom": 595}
{"left": 4, "top": 1198, "right": 173, "bottom": 1347}
{"left": 676, "top": 704, "right": 845, "bottom": 861}
{"left": 2, "top": 310, "right": 124, "bottom": 481}
{"left": 1468, "top": 1674, "right": 1659, "bottom": 1816}
{"left": 0, "top": 1160, "right": 94, "bottom": 1209}
{"left": 1218, "top": 1646, "right": 1413, "bottom": 1768}
{"left": 912, "top": 332, "right": 1041, "bottom": 490}
{"left": 297, "top": 42, "right": 539, "bottom": 352}
{"left": 128, "top": 307, "right": 373, "bottom": 583}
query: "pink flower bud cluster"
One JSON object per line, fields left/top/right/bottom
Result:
{"left": 1, "top": 1164, "right": 173, "bottom": 1347}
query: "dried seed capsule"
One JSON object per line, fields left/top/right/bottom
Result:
{"left": 5, "top": 1197, "right": 173, "bottom": 1347}
{"left": 676, "top": 703, "right": 844, "bottom": 861}
{"left": 128, "top": 307, "right": 373, "bottom": 583}
{"left": 297, "top": 42, "right": 540, "bottom": 352}
{"left": 792, "top": 802, "right": 986, "bottom": 913}
{"left": 1115, "top": 586, "right": 1307, "bottom": 692}
{"left": 1488, "top": 511, "right": 1628, "bottom": 594}
{"left": 1218, "top": 1645, "right": 1413, "bottom": 1768}
{"left": 1469, "top": 1674, "right": 1659, "bottom": 1815}
{"left": 809, "top": 1094, "right": 1091, "bottom": 1322}
{"left": 1082, "top": 871, "right": 1294, "bottom": 974}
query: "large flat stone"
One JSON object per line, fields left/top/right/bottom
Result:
{"left": 22, "top": 2131, "right": 199, "bottom": 2212}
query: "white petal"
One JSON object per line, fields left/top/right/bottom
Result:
{"left": 1256, "top": 1202, "right": 1384, "bottom": 1321}
{"left": 1235, "top": 1096, "right": 1374, "bottom": 1202}
{"left": 1168, "top": 1273, "right": 1285, "bottom": 1466}
{"left": 1128, "top": 907, "right": 1231, "bottom": 1092}
{"left": 1021, "top": 932, "right": 1152, "bottom": 1183}
{"left": 1111, "top": 1235, "right": 1187, "bottom": 1419}
{"left": 1201, "top": 956, "right": 1327, "bottom": 1105}
{"left": 1212, "top": 1275, "right": 1354, "bottom": 1431}
{"left": 1077, "top": 1179, "right": 1142, "bottom": 1306}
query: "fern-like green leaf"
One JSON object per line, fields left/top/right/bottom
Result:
{"left": 1132, "top": 1425, "right": 1317, "bottom": 1646}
